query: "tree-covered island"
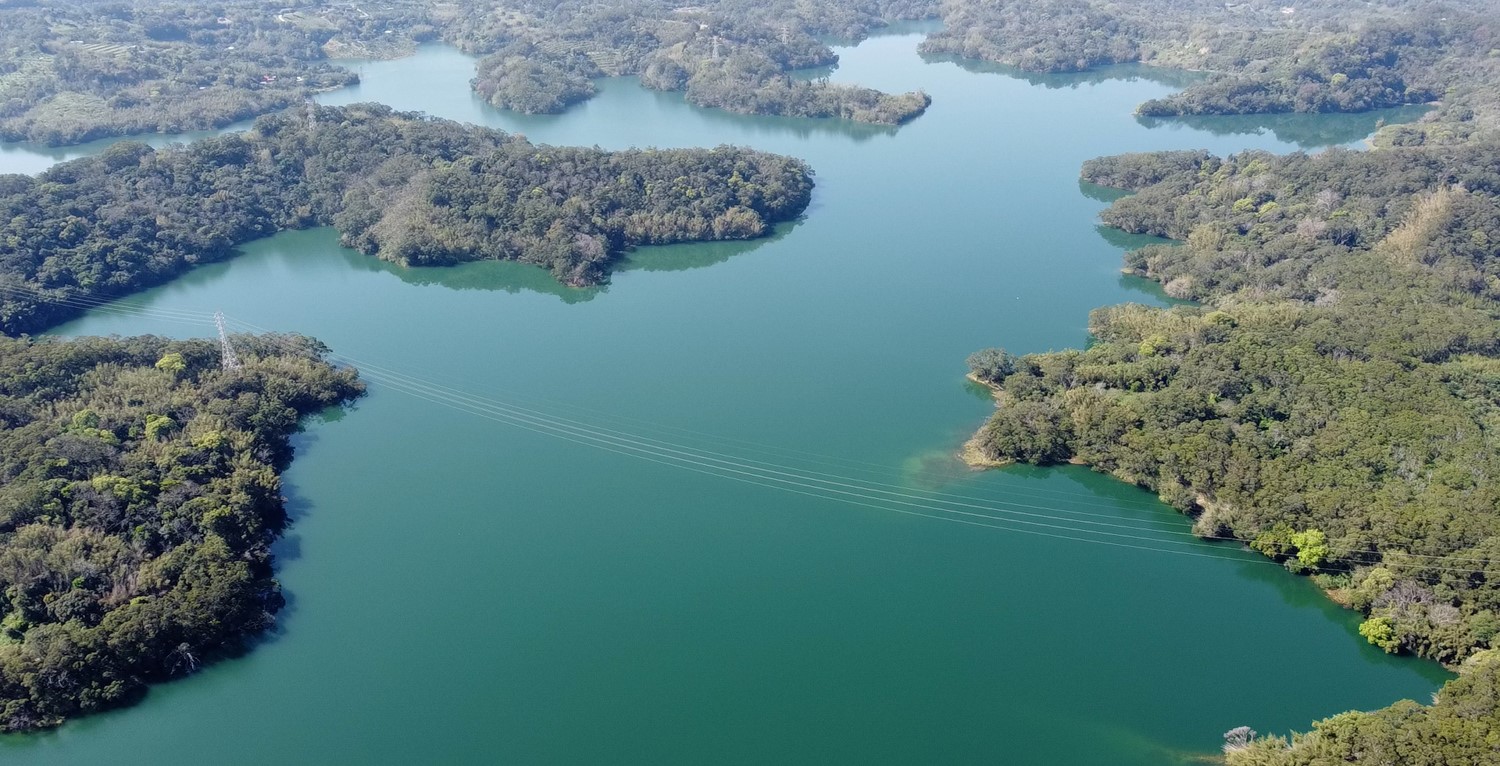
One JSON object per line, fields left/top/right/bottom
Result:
{"left": 0, "top": 103, "right": 814, "bottom": 335}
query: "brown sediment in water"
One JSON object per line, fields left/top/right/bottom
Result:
{"left": 961, "top": 373, "right": 1009, "bottom": 468}
{"left": 959, "top": 434, "right": 1010, "bottom": 469}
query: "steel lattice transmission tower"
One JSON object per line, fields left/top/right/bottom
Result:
{"left": 214, "top": 311, "right": 241, "bottom": 371}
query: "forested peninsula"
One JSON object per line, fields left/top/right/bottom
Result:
{"left": 0, "top": 103, "right": 814, "bottom": 335}
{"left": 0, "top": 333, "right": 363, "bottom": 731}
{"left": 923, "top": 0, "right": 1500, "bottom": 142}
{"left": 965, "top": 140, "right": 1500, "bottom": 760}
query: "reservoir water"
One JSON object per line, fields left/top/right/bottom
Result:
{"left": 0, "top": 24, "right": 1447, "bottom": 764}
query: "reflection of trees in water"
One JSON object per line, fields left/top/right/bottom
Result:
{"left": 618, "top": 219, "right": 799, "bottom": 274}
{"left": 1116, "top": 272, "right": 1190, "bottom": 306}
{"left": 1136, "top": 104, "right": 1430, "bottom": 149}
{"left": 483, "top": 76, "right": 905, "bottom": 144}
{"left": 820, "top": 17, "right": 945, "bottom": 48}
{"left": 921, "top": 54, "right": 1203, "bottom": 90}
{"left": 1088, "top": 221, "right": 1195, "bottom": 306}
{"left": 379, "top": 259, "right": 603, "bottom": 304}
{"left": 1067, "top": 196, "right": 1192, "bottom": 306}
{"left": 1091, "top": 221, "right": 1173, "bottom": 252}
{"left": 335, "top": 218, "right": 801, "bottom": 303}
{"left": 330, "top": 243, "right": 600, "bottom": 303}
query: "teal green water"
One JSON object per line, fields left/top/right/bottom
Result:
{"left": 0, "top": 25, "right": 1448, "bottom": 765}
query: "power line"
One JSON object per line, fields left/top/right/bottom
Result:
{"left": 13, "top": 284, "right": 1495, "bottom": 573}
{"left": 221, "top": 315, "right": 1500, "bottom": 571}
{"left": 0, "top": 282, "right": 1178, "bottom": 516}
{"left": 353, "top": 365, "right": 1283, "bottom": 566}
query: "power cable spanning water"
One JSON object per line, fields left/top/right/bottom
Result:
{"left": 0, "top": 282, "right": 1180, "bottom": 517}
{"left": 0, "top": 283, "right": 218, "bottom": 326}
{"left": 220, "top": 314, "right": 1494, "bottom": 572}
{"left": 11, "top": 284, "right": 1493, "bottom": 571}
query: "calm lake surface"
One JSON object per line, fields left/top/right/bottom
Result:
{"left": 0, "top": 23, "right": 1447, "bottom": 765}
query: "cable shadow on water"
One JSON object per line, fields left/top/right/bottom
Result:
{"left": 14, "top": 285, "right": 1495, "bottom": 576}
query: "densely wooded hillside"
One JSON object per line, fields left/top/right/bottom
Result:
{"left": 0, "top": 333, "right": 362, "bottom": 731}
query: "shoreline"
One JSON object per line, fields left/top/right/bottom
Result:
{"left": 959, "top": 372, "right": 1008, "bottom": 468}
{"left": 959, "top": 378, "right": 1463, "bottom": 671}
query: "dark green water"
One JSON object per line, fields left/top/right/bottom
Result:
{"left": 0, "top": 25, "right": 1448, "bottom": 765}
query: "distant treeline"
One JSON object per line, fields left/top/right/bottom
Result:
{"left": 922, "top": 0, "right": 1500, "bottom": 137}
{"left": 0, "top": 0, "right": 426, "bottom": 145}
{"left": 465, "top": 4, "right": 930, "bottom": 124}
{"left": 445, "top": 0, "right": 935, "bottom": 62}
{"left": 0, "top": 0, "right": 936, "bottom": 145}
{"left": 0, "top": 333, "right": 363, "bottom": 731}
{"left": 0, "top": 103, "right": 814, "bottom": 335}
